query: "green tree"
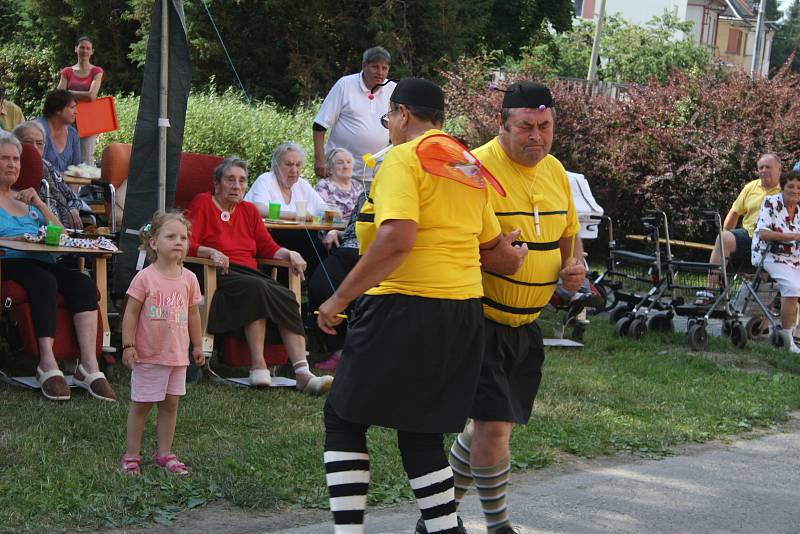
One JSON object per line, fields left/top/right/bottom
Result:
{"left": 771, "top": 0, "right": 800, "bottom": 72}
{"left": 518, "top": 13, "right": 713, "bottom": 84}
{"left": 765, "top": 0, "right": 783, "bottom": 21}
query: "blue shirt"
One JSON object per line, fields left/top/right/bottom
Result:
{"left": 35, "top": 117, "right": 81, "bottom": 174}
{"left": 0, "top": 205, "right": 55, "bottom": 262}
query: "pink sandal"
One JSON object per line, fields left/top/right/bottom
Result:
{"left": 120, "top": 454, "right": 142, "bottom": 475}
{"left": 153, "top": 452, "right": 190, "bottom": 476}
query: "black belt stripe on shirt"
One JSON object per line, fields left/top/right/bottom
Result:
{"left": 495, "top": 210, "right": 568, "bottom": 217}
{"left": 482, "top": 297, "right": 545, "bottom": 315}
{"left": 485, "top": 271, "right": 559, "bottom": 287}
{"left": 512, "top": 240, "right": 560, "bottom": 251}
{"left": 357, "top": 213, "right": 375, "bottom": 223}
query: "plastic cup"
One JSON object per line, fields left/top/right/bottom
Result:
{"left": 295, "top": 200, "right": 308, "bottom": 222}
{"left": 45, "top": 221, "right": 62, "bottom": 246}
{"left": 312, "top": 213, "right": 323, "bottom": 225}
{"left": 268, "top": 202, "right": 281, "bottom": 220}
{"left": 324, "top": 207, "right": 336, "bottom": 225}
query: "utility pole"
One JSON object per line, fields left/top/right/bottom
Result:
{"left": 587, "top": 0, "right": 607, "bottom": 81}
{"left": 750, "top": 0, "right": 767, "bottom": 76}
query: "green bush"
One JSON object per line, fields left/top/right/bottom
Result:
{"left": 0, "top": 41, "right": 58, "bottom": 115}
{"left": 98, "top": 88, "right": 319, "bottom": 182}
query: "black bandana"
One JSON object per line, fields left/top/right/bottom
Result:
{"left": 390, "top": 78, "right": 445, "bottom": 111}
{"left": 502, "top": 81, "right": 554, "bottom": 109}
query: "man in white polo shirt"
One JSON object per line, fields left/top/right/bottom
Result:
{"left": 312, "top": 46, "right": 396, "bottom": 183}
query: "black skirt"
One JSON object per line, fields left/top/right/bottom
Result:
{"left": 328, "top": 293, "right": 485, "bottom": 434}
{"left": 207, "top": 264, "right": 304, "bottom": 336}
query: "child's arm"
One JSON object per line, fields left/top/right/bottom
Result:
{"left": 121, "top": 296, "right": 144, "bottom": 370}
{"left": 188, "top": 304, "right": 205, "bottom": 367}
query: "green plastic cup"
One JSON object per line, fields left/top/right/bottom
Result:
{"left": 268, "top": 202, "right": 281, "bottom": 220}
{"left": 45, "top": 221, "right": 62, "bottom": 246}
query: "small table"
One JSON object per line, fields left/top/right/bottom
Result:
{"left": 263, "top": 220, "right": 346, "bottom": 232}
{"left": 0, "top": 239, "right": 121, "bottom": 347}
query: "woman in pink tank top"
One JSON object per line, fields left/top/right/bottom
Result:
{"left": 57, "top": 36, "right": 104, "bottom": 165}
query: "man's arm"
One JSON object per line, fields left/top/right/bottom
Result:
{"left": 313, "top": 126, "right": 327, "bottom": 178}
{"left": 479, "top": 229, "right": 527, "bottom": 275}
{"left": 723, "top": 209, "right": 741, "bottom": 231}
{"left": 558, "top": 234, "right": 585, "bottom": 293}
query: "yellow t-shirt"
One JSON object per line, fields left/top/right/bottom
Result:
{"left": 357, "top": 130, "right": 501, "bottom": 300}
{"left": 474, "top": 138, "right": 580, "bottom": 327}
{"left": 730, "top": 178, "right": 781, "bottom": 237}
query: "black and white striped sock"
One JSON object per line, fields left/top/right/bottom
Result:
{"left": 324, "top": 450, "right": 370, "bottom": 534}
{"left": 409, "top": 465, "right": 459, "bottom": 533}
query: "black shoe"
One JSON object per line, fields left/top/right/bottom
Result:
{"left": 415, "top": 515, "right": 467, "bottom": 533}
{"left": 494, "top": 526, "right": 520, "bottom": 534}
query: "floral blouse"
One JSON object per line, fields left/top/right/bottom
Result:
{"left": 752, "top": 193, "right": 800, "bottom": 267}
{"left": 314, "top": 178, "right": 364, "bottom": 221}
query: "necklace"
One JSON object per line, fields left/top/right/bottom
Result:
{"left": 213, "top": 195, "right": 236, "bottom": 222}
{"left": 508, "top": 158, "right": 543, "bottom": 236}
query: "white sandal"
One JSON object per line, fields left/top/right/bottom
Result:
{"left": 73, "top": 364, "right": 117, "bottom": 402}
{"left": 249, "top": 368, "right": 272, "bottom": 387}
{"left": 36, "top": 367, "right": 70, "bottom": 401}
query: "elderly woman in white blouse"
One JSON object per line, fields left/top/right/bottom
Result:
{"left": 245, "top": 142, "right": 327, "bottom": 219}
{"left": 244, "top": 142, "right": 328, "bottom": 276}
{"left": 752, "top": 170, "right": 800, "bottom": 353}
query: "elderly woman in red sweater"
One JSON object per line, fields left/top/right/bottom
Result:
{"left": 187, "top": 156, "right": 332, "bottom": 394}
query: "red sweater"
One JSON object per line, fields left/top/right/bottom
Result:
{"left": 187, "top": 193, "right": 280, "bottom": 270}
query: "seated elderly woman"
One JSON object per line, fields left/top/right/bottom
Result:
{"left": 752, "top": 170, "right": 800, "bottom": 353}
{"left": 245, "top": 142, "right": 329, "bottom": 276}
{"left": 308, "top": 192, "right": 365, "bottom": 371}
{"left": 0, "top": 135, "right": 115, "bottom": 401}
{"left": 35, "top": 90, "right": 81, "bottom": 174}
{"left": 187, "top": 156, "right": 333, "bottom": 393}
{"left": 314, "top": 148, "right": 364, "bottom": 222}
{"left": 13, "top": 121, "right": 89, "bottom": 229}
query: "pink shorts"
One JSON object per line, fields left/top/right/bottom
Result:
{"left": 130, "top": 363, "right": 187, "bottom": 402}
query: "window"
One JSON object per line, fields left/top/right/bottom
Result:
{"left": 574, "top": 0, "right": 584, "bottom": 17}
{"left": 726, "top": 29, "right": 743, "bottom": 54}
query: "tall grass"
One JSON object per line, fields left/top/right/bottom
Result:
{"left": 99, "top": 89, "right": 319, "bottom": 182}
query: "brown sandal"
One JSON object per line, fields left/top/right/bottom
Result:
{"left": 36, "top": 367, "right": 70, "bottom": 401}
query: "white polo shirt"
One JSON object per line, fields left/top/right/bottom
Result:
{"left": 314, "top": 72, "right": 396, "bottom": 178}
{"left": 244, "top": 171, "right": 328, "bottom": 215}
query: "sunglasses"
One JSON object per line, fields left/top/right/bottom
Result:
{"left": 380, "top": 107, "right": 401, "bottom": 129}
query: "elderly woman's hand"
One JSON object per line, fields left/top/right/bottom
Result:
{"left": 210, "top": 249, "right": 230, "bottom": 274}
{"left": 288, "top": 250, "right": 307, "bottom": 280}
{"left": 323, "top": 230, "right": 341, "bottom": 251}
{"left": 14, "top": 188, "right": 45, "bottom": 209}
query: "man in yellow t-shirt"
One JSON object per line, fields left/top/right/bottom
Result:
{"left": 317, "top": 78, "right": 506, "bottom": 534}
{"left": 437, "top": 82, "right": 585, "bottom": 534}
{"left": 700, "top": 153, "right": 781, "bottom": 298}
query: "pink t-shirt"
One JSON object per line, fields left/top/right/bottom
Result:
{"left": 126, "top": 265, "right": 201, "bottom": 366}
{"left": 61, "top": 66, "right": 104, "bottom": 92}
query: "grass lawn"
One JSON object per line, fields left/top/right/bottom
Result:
{"left": 1, "top": 312, "right": 799, "bottom": 533}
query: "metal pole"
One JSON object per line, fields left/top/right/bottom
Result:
{"left": 158, "top": 0, "right": 169, "bottom": 212}
{"left": 750, "top": 0, "right": 767, "bottom": 76}
{"left": 587, "top": 0, "right": 607, "bottom": 82}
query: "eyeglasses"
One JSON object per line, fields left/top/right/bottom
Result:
{"left": 380, "top": 108, "right": 400, "bottom": 129}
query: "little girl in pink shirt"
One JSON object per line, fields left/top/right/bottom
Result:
{"left": 120, "top": 211, "right": 204, "bottom": 475}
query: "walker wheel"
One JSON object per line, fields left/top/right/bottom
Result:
{"left": 628, "top": 318, "right": 647, "bottom": 340}
{"left": 745, "top": 317, "right": 771, "bottom": 341}
{"left": 614, "top": 316, "right": 632, "bottom": 337}
{"left": 730, "top": 322, "right": 747, "bottom": 349}
{"left": 769, "top": 329, "right": 786, "bottom": 348}
{"left": 687, "top": 323, "right": 708, "bottom": 351}
{"left": 610, "top": 305, "right": 629, "bottom": 324}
